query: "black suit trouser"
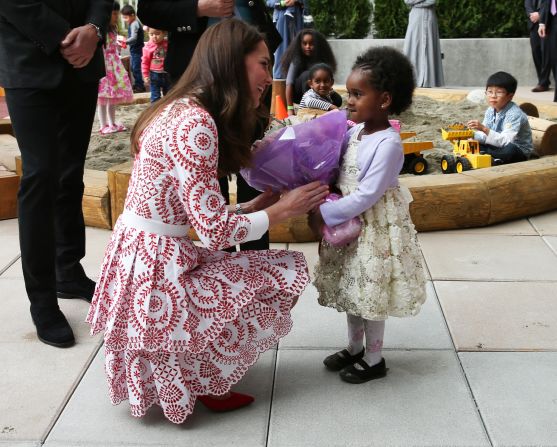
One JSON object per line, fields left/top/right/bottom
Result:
{"left": 546, "top": 14, "right": 557, "bottom": 100}
{"left": 530, "top": 23, "right": 551, "bottom": 87}
{"left": 5, "top": 70, "right": 99, "bottom": 313}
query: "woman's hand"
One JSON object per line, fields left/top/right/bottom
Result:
{"left": 243, "top": 188, "right": 280, "bottom": 213}
{"left": 265, "top": 181, "right": 329, "bottom": 225}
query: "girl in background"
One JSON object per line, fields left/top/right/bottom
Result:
{"left": 298, "top": 63, "right": 342, "bottom": 111}
{"left": 280, "top": 29, "right": 338, "bottom": 115}
{"left": 97, "top": 1, "right": 134, "bottom": 135}
{"left": 310, "top": 47, "right": 427, "bottom": 384}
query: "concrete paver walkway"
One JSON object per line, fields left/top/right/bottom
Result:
{"left": 1, "top": 209, "right": 557, "bottom": 447}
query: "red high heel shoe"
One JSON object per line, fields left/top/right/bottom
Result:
{"left": 197, "top": 392, "right": 254, "bottom": 412}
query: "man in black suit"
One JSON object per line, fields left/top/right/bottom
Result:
{"left": 526, "top": 0, "right": 551, "bottom": 91}
{"left": 0, "top": 0, "right": 112, "bottom": 348}
{"left": 539, "top": 0, "right": 557, "bottom": 101}
{"left": 138, "top": 0, "right": 281, "bottom": 251}
{"left": 138, "top": 0, "right": 235, "bottom": 83}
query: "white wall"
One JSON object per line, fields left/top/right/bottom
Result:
{"left": 329, "top": 38, "right": 537, "bottom": 88}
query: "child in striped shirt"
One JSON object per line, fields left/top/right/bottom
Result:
{"left": 299, "top": 63, "right": 342, "bottom": 111}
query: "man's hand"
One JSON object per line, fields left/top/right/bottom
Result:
{"left": 539, "top": 23, "right": 546, "bottom": 38}
{"left": 197, "top": 0, "right": 234, "bottom": 18}
{"left": 530, "top": 12, "right": 540, "bottom": 23}
{"left": 284, "top": 0, "right": 296, "bottom": 6}
{"left": 60, "top": 25, "right": 99, "bottom": 69}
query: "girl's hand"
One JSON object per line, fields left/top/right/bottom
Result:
{"left": 265, "top": 181, "right": 329, "bottom": 224}
{"left": 328, "top": 105, "right": 338, "bottom": 110}
{"left": 287, "top": 108, "right": 295, "bottom": 116}
{"left": 243, "top": 188, "right": 280, "bottom": 213}
{"left": 143, "top": 77, "right": 150, "bottom": 85}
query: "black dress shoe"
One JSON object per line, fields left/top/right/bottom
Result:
{"left": 323, "top": 348, "right": 365, "bottom": 371}
{"left": 57, "top": 277, "right": 96, "bottom": 302}
{"left": 339, "top": 358, "right": 387, "bottom": 384}
{"left": 531, "top": 85, "right": 549, "bottom": 92}
{"left": 32, "top": 308, "right": 75, "bottom": 348}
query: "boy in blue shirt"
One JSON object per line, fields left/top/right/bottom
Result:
{"left": 467, "top": 71, "right": 533, "bottom": 164}
{"left": 121, "top": 4, "right": 145, "bottom": 93}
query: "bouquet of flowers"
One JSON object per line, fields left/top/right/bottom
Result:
{"left": 241, "top": 111, "right": 363, "bottom": 246}
{"left": 240, "top": 111, "right": 348, "bottom": 192}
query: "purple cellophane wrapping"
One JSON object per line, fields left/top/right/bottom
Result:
{"left": 322, "top": 193, "right": 362, "bottom": 247}
{"left": 240, "top": 111, "right": 347, "bottom": 192}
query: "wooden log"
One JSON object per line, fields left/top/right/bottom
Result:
{"left": 82, "top": 169, "right": 111, "bottom": 229}
{"left": 0, "top": 118, "right": 13, "bottom": 136}
{"left": 0, "top": 164, "right": 19, "bottom": 220}
{"left": 0, "top": 134, "right": 20, "bottom": 171}
{"left": 400, "top": 174, "right": 491, "bottom": 232}
{"left": 107, "top": 161, "right": 133, "bottom": 227}
{"left": 528, "top": 116, "right": 557, "bottom": 156}
{"left": 270, "top": 79, "right": 286, "bottom": 116}
{"left": 15, "top": 154, "right": 21, "bottom": 176}
{"left": 460, "top": 156, "right": 557, "bottom": 225}
{"left": 519, "top": 102, "right": 539, "bottom": 118}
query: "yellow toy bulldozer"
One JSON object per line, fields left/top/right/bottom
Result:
{"left": 440, "top": 124, "right": 492, "bottom": 174}
{"left": 400, "top": 131, "right": 433, "bottom": 175}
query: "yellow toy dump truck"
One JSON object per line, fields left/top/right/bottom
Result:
{"left": 400, "top": 131, "right": 434, "bottom": 175}
{"left": 440, "top": 124, "right": 492, "bottom": 174}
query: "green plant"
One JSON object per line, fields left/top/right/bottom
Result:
{"left": 308, "top": 0, "right": 372, "bottom": 38}
{"left": 373, "top": 0, "right": 528, "bottom": 38}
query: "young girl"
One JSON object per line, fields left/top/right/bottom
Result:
{"left": 310, "top": 47, "right": 427, "bottom": 384}
{"left": 298, "top": 63, "right": 342, "bottom": 111}
{"left": 97, "top": 1, "right": 134, "bottom": 135}
{"left": 280, "top": 29, "right": 339, "bottom": 114}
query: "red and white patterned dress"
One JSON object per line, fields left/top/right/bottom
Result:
{"left": 86, "top": 98, "right": 309, "bottom": 424}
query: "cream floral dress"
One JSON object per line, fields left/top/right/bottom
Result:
{"left": 314, "top": 127, "right": 427, "bottom": 320}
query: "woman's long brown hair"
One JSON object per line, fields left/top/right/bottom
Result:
{"left": 130, "top": 19, "right": 269, "bottom": 176}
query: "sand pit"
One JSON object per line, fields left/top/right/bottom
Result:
{"left": 86, "top": 94, "right": 554, "bottom": 173}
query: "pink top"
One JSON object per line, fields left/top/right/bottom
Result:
{"left": 141, "top": 40, "right": 168, "bottom": 79}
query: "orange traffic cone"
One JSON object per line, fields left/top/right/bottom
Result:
{"left": 275, "top": 95, "right": 288, "bottom": 120}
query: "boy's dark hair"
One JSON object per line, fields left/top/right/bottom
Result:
{"left": 308, "top": 63, "right": 334, "bottom": 82}
{"left": 280, "top": 29, "right": 337, "bottom": 76}
{"left": 113, "top": 1, "right": 120, "bottom": 11}
{"left": 121, "top": 4, "right": 135, "bottom": 15}
{"left": 486, "top": 71, "right": 517, "bottom": 93}
{"left": 352, "top": 46, "right": 415, "bottom": 115}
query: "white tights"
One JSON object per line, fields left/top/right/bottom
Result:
{"left": 97, "top": 103, "right": 116, "bottom": 129}
{"left": 346, "top": 313, "right": 385, "bottom": 367}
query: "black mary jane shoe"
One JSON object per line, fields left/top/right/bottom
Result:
{"left": 339, "top": 358, "right": 387, "bottom": 384}
{"left": 323, "top": 348, "right": 365, "bottom": 371}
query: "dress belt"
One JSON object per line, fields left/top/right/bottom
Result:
{"left": 121, "top": 211, "right": 190, "bottom": 237}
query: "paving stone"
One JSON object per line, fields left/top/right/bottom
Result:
{"left": 0, "top": 218, "right": 19, "bottom": 273}
{"left": 460, "top": 352, "right": 557, "bottom": 446}
{"left": 418, "top": 233, "right": 557, "bottom": 281}
{"left": 0, "top": 342, "right": 100, "bottom": 443}
{"left": 269, "top": 350, "right": 489, "bottom": 447}
{"left": 436, "top": 281, "right": 557, "bottom": 351}
{"left": 529, "top": 210, "right": 557, "bottom": 235}
{"left": 45, "top": 350, "right": 275, "bottom": 447}
{"left": 281, "top": 282, "right": 452, "bottom": 350}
